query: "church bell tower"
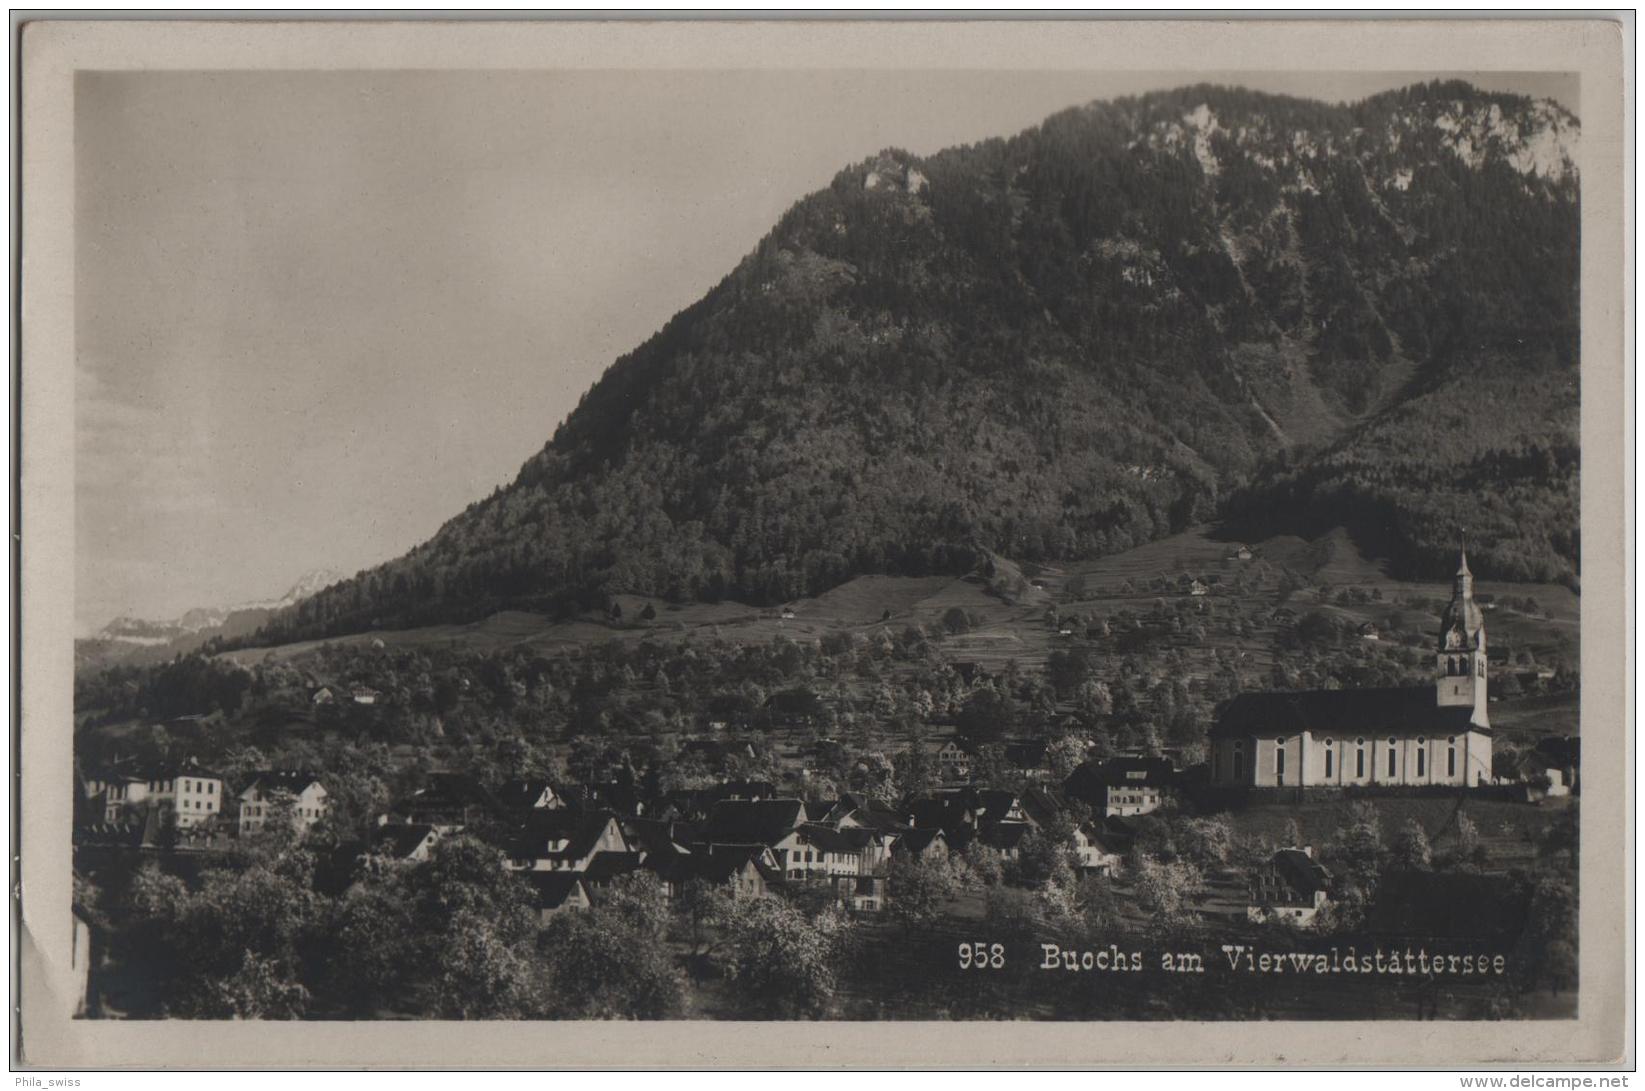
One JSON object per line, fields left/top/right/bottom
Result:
{"left": 1436, "top": 545, "right": 1488, "bottom": 726}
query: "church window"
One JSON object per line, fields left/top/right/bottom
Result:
{"left": 1477, "top": 658, "right": 1485, "bottom": 678}
{"left": 1447, "top": 738, "right": 1457, "bottom": 778}
{"left": 1275, "top": 738, "right": 1286, "bottom": 782}
{"left": 1416, "top": 739, "right": 1427, "bottom": 778}
{"left": 1387, "top": 739, "right": 1398, "bottom": 778}
{"left": 1324, "top": 739, "right": 1334, "bottom": 779}
{"left": 1355, "top": 739, "right": 1366, "bottom": 778}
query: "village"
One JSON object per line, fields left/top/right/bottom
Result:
{"left": 67, "top": 538, "right": 1582, "bottom": 1020}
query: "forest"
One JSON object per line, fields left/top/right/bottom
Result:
{"left": 237, "top": 81, "right": 1579, "bottom": 649}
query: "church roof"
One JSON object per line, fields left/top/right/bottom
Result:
{"left": 1211, "top": 687, "right": 1489, "bottom": 739}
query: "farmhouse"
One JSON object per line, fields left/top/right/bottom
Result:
{"left": 1209, "top": 549, "right": 1493, "bottom": 789}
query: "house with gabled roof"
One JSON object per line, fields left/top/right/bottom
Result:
{"left": 527, "top": 872, "right": 593, "bottom": 922}
{"left": 493, "top": 779, "right": 564, "bottom": 814}
{"left": 1065, "top": 757, "right": 1176, "bottom": 817}
{"left": 101, "top": 759, "right": 225, "bottom": 829}
{"left": 368, "top": 822, "right": 440, "bottom": 863}
{"left": 890, "top": 826, "right": 949, "bottom": 862}
{"left": 508, "top": 810, "right": 630, "bottom": 873}
{"left": 239, "top": 770, "right": 328, "bottom": 836}
{"left": 703, "top": 798, "right": 806, "bottom": 847}
{"left": 775, "top": 822, "right": 890, "bottom": 881}
{"left": 1248, "top": 847, "right": 1332, "bottom": 926}
{"left": 645, "top": 843, "right": 782, "bottom": 901}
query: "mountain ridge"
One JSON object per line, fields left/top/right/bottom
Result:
{"left": 242, "top": 80, "right": 1579, "bottom": 649}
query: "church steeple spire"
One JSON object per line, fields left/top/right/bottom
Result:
{"left": 1437, "top": 540, "right": 1488, "bottom": 726}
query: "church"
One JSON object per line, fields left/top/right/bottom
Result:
{"left": 1208, "top": 548, "right": 1494, "bottom": 789}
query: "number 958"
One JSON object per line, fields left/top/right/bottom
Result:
{"left": 958, "top": 942, "right": 1005, "bottom": 969}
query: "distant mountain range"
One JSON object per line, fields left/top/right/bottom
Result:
{"left": 78, "top": 569, "right": 342, "bottom": 670}
{"left": 241, "top": 80, "right": 1578, "bottom": 650}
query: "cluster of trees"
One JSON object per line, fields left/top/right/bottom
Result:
{"left": 235, "top": 80, "right": 1576, "bottom": 648}
{"left": 90, "top": 809, "right": 855, "bottom": 1020}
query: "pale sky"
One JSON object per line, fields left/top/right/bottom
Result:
{"left": 74, "top": 69, "right": 1577, "bottom": 634}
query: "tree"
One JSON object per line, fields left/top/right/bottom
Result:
{"left": 675, "top": 878, "right": 734, "bottom": 958}
{"left": 1515, "top": 875, "right": 1577, "bottom": 995}
{"left": 1134, "top": 856, "right": 1204, "bottom": 934}
{"left": 886, "top": 853, "right": 959, "bottom": 931}
{"left": 1044, "top": 735, "right": 1087, "bottom": 780}
{"left": 718, "top": 897, "right": 847, "bottom": 1019}
{"left": 956, "top": 687, "right": 1013, "bottom": 746}
{"left": 189, "top": 951, "right": 310, "bottom": 1020}
{"left": 539, "top": 901, "right": 684, "bottom": 1019}
{"left": 1390, "top": 818, "right": 1433, "bottom": 871}
{"left": 396, "top": 837, "right": 543, "bottom": 1018}
{"left": 1328, "top": 802, "right": 1386, "bottom": 894}
{"left": 318, "top": 884, "right": 416, "bottom": 1016}
{"left": 1176, "top": 816, "right": 1234, "bottom": 869}
{"left": 1451, "top": 811, "right": 1489, "bottom": 871}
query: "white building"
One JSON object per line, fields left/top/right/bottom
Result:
{"left": 1209, "top": 548, "right": 1493, "bottom": 789}
{"left": 103, "top": 763, "right": 224, "bottom": 829}
{"left": 238, "top": 771, "right": 329, "bottom": 836}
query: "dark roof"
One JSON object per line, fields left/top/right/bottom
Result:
{"left": 493, "top": 780, "right": 559, "bottom": 811}
{"left": 651, "top": 843, "right": 771, "bottom": 887}
{"left": 245, "top": 770, "right": 323, "bottom": 795}
{"left": 582, "top": 851, "right": 644, "bottom": 883}
{"left": 893, "top": 827, "right": 947, "bottom": 856}
{"left": 826, "top": 794, "right": 907, "bottom": 831}
{"left": 621, "top": 817, "right": 691, "bottom": 857}
{"left": 526, "top": 872, "right": 591, "bottom": 911}
{"left": 371, "top": 823, "right": 437, "bottom": 859}
{"left": 398, "top": 772, "right": 501, "bottom": 815}
{"left": 512, "top": 810, "right": 621, "bottom": 862}
{"left": 1020, "top": 786, "right": 1066, "bottom": 826}
{"left": 975, "top": 790, "right": 1022, "bottom": 824}
{"left": 797, "top": 822, "right": 876, "bottom": 853}
{"left": 1212, "top": 687, "right": 1489, "bottom": 739}
{"left": 1251, "top": 849, "right": 1332, "bottom": 906}
{"left": 1089, "top": 756, "right": 1177, "bottom": 788}
{"left": 704, "top": 798, "right": 805, "bottom": 846}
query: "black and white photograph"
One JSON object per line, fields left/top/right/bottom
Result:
{"left": 15, "top": 15, "right": 1630, "bottom": 1071}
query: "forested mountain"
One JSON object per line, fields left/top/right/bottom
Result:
{"left": 252, "top": 81, "right": 1579, "bottom": 646}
